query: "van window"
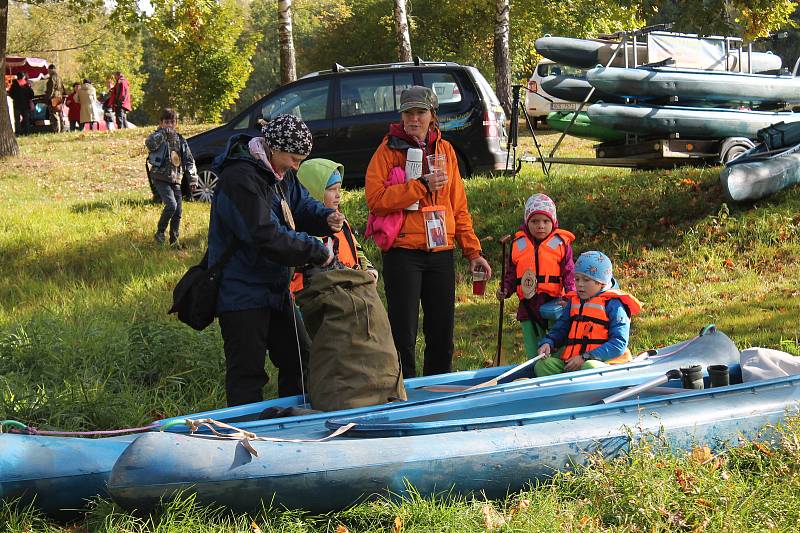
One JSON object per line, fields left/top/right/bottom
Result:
{"left": 422, "top": 73, "right": 462, "bottom": 104}
{"left": 261, "top": 80, "right": 330, "bottom": 122}
{"left": 340, "top": 73, "right": 413, "bottom": 117}
{"left": 232, "top": 113, "right": 251, "bottom": 130}
{"left": 536, "top": 63, "right": 587, "bottom": 78}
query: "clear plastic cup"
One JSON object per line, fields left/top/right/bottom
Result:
{"left": 426, "top": 154, "right": 447, "bottom": 180}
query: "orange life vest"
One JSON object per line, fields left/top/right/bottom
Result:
{"left": 511, "top": 228, "right": 575, "bottom": 300}
{"left": 290, "top": 221, "right": 360, "bottom": 294}
{"left": 562, "top": 289, "right": 642, "bottom": 364}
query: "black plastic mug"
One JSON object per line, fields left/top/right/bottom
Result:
{"left": 680, "top": 365, "right": 704, "bottom": 390}
{"left": 708, "top": 364, "right": 730, "bottom": 388}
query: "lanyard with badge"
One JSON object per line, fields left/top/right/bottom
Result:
{"left": 422, "top": 151, "right": 448, "bottom": 250}
{"left": 275, "top": 182, "right": 296, "bottom": 230}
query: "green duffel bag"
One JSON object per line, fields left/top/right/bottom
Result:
{"left": 296, "top": 268, "right": 406, "bottom": 411}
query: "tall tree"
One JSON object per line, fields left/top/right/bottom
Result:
{"left": 146, "top": 0, "right": 256, "bottom": 122}
{"left": 278, "top": 0, "right": 296, "bottom": 84}
{"left": 0, "top": 0, "right": 16, "bottom": 157}
{"left": 393, "top": 0, "right": 412, "bottom": 62}
{"left": 493, "top": 0, "right": 510, "bottom": 115}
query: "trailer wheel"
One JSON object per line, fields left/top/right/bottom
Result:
{"left": 720, "top": 138, "right": 755, "bottom": 165}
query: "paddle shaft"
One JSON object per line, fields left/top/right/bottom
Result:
{"left": 495, "top": 235, "right": 513, "bottom": 366}
{"left": 600, "top": 369, "right": 682, "bottom": 404}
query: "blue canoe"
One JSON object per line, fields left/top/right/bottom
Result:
{"left": 0, "top": 331, "right": 726, "bottom": 516}
{"left": 587, "top": 66, "right": 800, "bottom": 107}
{"left": 721, "top": 142, "right": 800, "bottom": 202}
{"left": 587, "top": 103, "right": 800, "bottom": 139}
{"left": 106, "top": 331, "right": 746, "bottom": 513}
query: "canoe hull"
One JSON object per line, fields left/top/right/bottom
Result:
{"left": 547, "top": 111, "right": 625, "bottom": 142}
{"left": 721, "top": 144, "right": 800, "bottom": 201}
{"left": 587, "top": 103, "right": 800, "bottom": 139}
{"left": 108, "top": 376, "right": 799, "bottom": 514}
{"left": 587, "top": 66, "right": 800, "bottom": 105}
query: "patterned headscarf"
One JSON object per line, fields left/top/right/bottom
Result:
{"left": 261, "top": 114, "right": 313, "bottom": 156}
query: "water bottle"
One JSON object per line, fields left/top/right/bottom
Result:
{"left": 405, "top": 148, "right": 423, "bottom": 211}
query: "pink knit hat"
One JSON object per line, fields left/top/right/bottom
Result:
{"left": 524, "top": 193, "right": 558, "bottom": 227}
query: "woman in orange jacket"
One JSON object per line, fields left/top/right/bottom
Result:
{"left": 365, "top": 85, "right": 492, "bottom": 378}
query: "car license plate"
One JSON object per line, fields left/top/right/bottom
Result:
{"left": 552, "top": 103, "right": 577, "bottom": 110}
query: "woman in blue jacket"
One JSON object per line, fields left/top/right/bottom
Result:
{"left": 208, "top": 114, "right": 344, "bottom": 406}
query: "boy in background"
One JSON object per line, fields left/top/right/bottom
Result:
{"left": 145, "top": 108, "right": 198, "bottom": 248}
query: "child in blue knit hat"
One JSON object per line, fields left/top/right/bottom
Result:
{"left": 291, "top": 158, "right": 377, "bottom": 292}
{"left": 534, "top": 251, "right": 643, "bottom": 377}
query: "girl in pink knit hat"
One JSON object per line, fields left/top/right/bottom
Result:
{"left": 497, "top": 193, "right": 576, "bottom": 357}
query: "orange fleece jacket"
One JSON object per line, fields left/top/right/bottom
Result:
{"left": 365, "top": 130, "right": 482, "bottom": 259}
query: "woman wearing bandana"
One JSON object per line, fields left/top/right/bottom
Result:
{"left": 208, "top": 114, "right": 344, "bottom": 406}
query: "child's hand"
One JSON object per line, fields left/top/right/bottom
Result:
{"left": 367, "top": 268, "right": 379, "bottom": 283}
{"left": 564, "top": 355, "right": 585, "bottom": 372}
{"left": 495, "top": 287, "right": 506, "bottom": 301}
{"left": 538, "top": 343, "right": 551, "bottom": 358}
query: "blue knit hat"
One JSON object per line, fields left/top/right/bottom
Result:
{"left": 575, "top": 251, "right": 613, "bottom": 286}
{"left": 326, "top": 169, "right": 343, "bottom": 189}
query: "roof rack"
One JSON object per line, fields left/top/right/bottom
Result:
{"left": 304, "top": 58, "right": 461, "bottom": 77}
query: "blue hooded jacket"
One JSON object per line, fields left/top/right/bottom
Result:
{"left": 208, "top": 134, "right": 334, "bottom": 313}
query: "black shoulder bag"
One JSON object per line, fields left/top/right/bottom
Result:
{"left": 168, "top": 240, "right": 239, "bottom": 331}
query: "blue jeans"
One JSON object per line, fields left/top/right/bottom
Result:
{"left": 154, "top": 180, "right": 182, "bottom": 240}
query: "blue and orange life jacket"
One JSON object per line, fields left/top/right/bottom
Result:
{"left": 562, "top": 289, "right": 642, "bottom": 364}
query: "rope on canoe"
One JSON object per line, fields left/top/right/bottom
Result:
{"left": 184, "top": 418, "right": 357, "bottom": 457}
{"left": 0, "top": 419, "right": 158, "bottom": 436}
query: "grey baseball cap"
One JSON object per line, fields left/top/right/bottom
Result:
{"left": 398, "top": 86, "right": 439, "bottom": 112}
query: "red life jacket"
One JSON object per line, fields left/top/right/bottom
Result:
{"left": 562, "top": 289, "right": 642, "bottom": 364}
{"left": 290, "top": 221, "right": 360, "bottom": 293}
{"left": 511, "top": 228, "right": 575, "bottom": 300}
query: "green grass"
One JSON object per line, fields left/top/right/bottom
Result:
{"left": 1, "top": 127, "right": 800, "bottom": 530}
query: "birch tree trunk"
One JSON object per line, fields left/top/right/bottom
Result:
{"left": 278, "top": 0, "right": 296, "bottom": 84}
{"left": 393, "top": 0, "right": 412, "bottom": 62}
{"left": 0, "top": 0, "right": 19, "bottom": 158}
{"left": 493, "top": 0, "right": 511, "bottom": 116}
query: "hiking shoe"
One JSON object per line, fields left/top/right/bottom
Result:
{"left": 170, "top": 239, "right": 184, "bottom": 250}
{"left": 154, "top": 231, "right": 166, "bottom": 244}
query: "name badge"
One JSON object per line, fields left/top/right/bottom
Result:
{"left": 422, "top": 205, "right": 447, "bottom": 250}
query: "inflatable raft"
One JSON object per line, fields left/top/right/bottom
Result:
{"left": 721, "top": 142, "right": 800, "bottom": 201}
{"left": 587, "top": 66, "right": 800, "bottom": 106}
{"left": 106, "top": 331, "right": 749, "bottom": 513}
{"left": 547, "top": 111, "right": 625, "bottom": 142}
{"left": 536, "top": 36, "right": 782, "bottom": 73}
{"left": 0, "top": 331, "right": 727, "bottom": 516}
{"left": 587, "top": 103, "right": 800, "bottom": 139}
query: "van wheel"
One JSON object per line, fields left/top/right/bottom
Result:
{"left": 190, "top": 166, "right": 219, "bottom": 202}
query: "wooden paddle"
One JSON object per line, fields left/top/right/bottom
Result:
{"left": 421, "top": 354, "right": 545, "bottom": 393}
{"left": 494, "top": 234, "right": 513, "bottom": 367}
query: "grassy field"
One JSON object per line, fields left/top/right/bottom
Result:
{"left": 1, "top": 126, "right": 800, "bottom": 531}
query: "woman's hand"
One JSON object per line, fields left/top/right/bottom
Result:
{"left": 321, "top": 246, "right": 334, "bottom": 267}
{"left": 469, "top": 256, "right": 492, "bottom": 280}
{"left": 423, "top": 171, "right": 448, "bottom": 192}
{"left": 327, "top": 211, "right": 345, "bottom": 232}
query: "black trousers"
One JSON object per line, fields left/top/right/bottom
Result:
{"left": 218, "top": 304, "right": 310, "bottom": 406}
{"left": 382, "top": 248, "right": 455, "bottom": 378}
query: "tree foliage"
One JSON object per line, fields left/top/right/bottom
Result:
{"left": 144, "top": 0, "right": 257, "bottom": 122}
{"left": 644, "top": 0, "right": 797, "bottom": 41}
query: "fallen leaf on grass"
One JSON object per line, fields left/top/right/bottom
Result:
{"left": 690, "top": 445, "right": 713, "bottom": 464}
{"left": 696, "top": 498, "right": 714, "bottom": 508}
{"left": 579, "top": 515, "right": 591, "bottom": 526}
{"left": 723, "top": 258, "right": 735, "bottom": 269}
{"left": 507, "top": 498, "right": 530, "bottom": 519}
{"left": 481, "top": 503, "right": 507, "bottom": 530}
{"left": 754, "top": 442, "right": 773, "bottom": 456}
{"left": 251, "top": 521, "right": 263, "bottom": 533}
{"left": 336, "top": 525, "right": 349, "bottom": 533}
{"left": 675, "top": 466, "right": 696, "bottom": 493}
{"left": 391, "top": 515, "right": 403, "bottom": 533}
